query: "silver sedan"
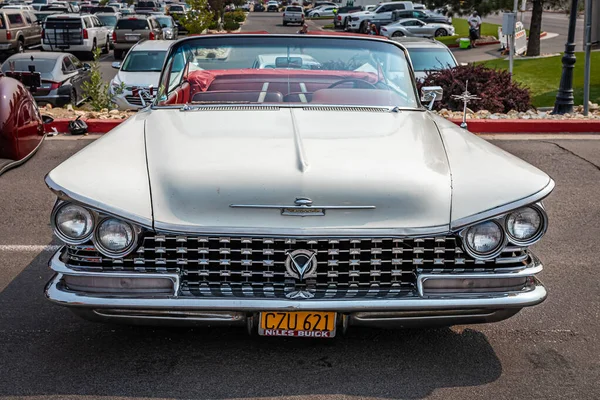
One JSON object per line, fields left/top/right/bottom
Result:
{"left": 380, "top": 18, "right": 455, "bottom": 38}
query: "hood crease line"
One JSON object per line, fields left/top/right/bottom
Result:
{"left": 289, "top": 108, "right": 310, "bottom": 173}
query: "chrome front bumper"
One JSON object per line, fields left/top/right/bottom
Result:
{"left": 45, "top": 249, "right": 547, "bottom": 329}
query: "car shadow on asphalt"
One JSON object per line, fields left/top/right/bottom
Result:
{"left": 0, "top": 248, "right": 502, "bottom": 399}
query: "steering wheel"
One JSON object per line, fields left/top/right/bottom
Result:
{"left": 328, "top": 78, "right": 378, "bottom": 89}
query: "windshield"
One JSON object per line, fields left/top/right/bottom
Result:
{"left": 157, "top": 36, "right": 418, "bottom": 108}
{"left": 155, "top": 16, "right": 172, "bottom": 27}
{"left": 97, "top": 15, "right": 117, "bottom": 26}
{"left": 406, "top": 48, "right": 457, "bottom": 72}
{"left": 122, "top": 50, "right": 166, "bottom": 72}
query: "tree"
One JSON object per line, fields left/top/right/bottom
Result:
{"left": 178, "top": 0, "right": 213, "bottom": 34}
{"left": 526, "top": 0, "right": 545, "bottom": 56}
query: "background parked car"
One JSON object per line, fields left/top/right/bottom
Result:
{"left": 154, "top": 14, "right": 177, "bottom": 40}
{"left": 266, "top": 1, "right": 279, "bottom": 12}
{"left": 282, "top": 5, "right": 303, "bottom": 26}
{"left": 380, "top": 18, "right": 455, "bottom": 38}
{"left": 166, "top": 4, "right": 185, "bottom": 15}
{"left": 112, "top": 14, "right": 163, "bottom": 59}
{"left": 109, "top": 39, "right": 169, "bottom": 109}
{"left": 391, "top": 9, "right": 451, "bottom": 25}
{"left": 308, "top": 5, "right": 336, "bottom": 17}
{"left": 0, "top": 9, "right": 42, "bottom": 54}
{"left": 333, "top": 5, "right": 362, "bottom": 29}
{"left": 1, "top": 52, "right": 91, "bottom": 106}
{"left": 253, "top": 2, "right": 265, "bottom": 12}
{"left": 135, "top": 0, "right": 160, "bottom": 13}
{"left": 95, "top": 12, "right": 119, "bottom": 48}
{"left": 42, "top": 14, "right": 110, "bottom": 59}
{"left": 390, "top": 37, "right": 457, "bottom": 80}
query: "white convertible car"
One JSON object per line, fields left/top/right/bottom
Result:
{"left": 44, "top": 34, "right": 553, "bottom": 337}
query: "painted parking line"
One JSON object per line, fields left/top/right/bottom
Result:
{"left": 0, "top": 245, "right": 61, "bottom": 252}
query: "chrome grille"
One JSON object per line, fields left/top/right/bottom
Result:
{"left": 125, "top": 95, "right": 153, "bottom": 107}
{"left": 64, "top": 235, "right": 530, "bottom": 298}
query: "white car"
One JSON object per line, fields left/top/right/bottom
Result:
{"left": 346, "top": 1, "right": 413, "bottom": 32}
{"left": 42, "top": 14, "right": 110, "bottom": 58}
{"left": 109, "top": 40, "right": 170, "bottom": 110}
{"left": 380, "top": 19, "right": 455, "bottom": 38}
{"left": 308, "top": 5, "right": 336, "bottom": 17}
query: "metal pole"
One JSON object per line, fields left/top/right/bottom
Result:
{"left": 583, "top": 0, "right": 592, "bottom": 116}
{"left": 509, "top": 0, "right": 518, "bottom": 78}
{"left": 553, "top": 0, "right": 580, "bottom": 114}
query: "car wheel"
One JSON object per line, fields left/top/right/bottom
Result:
{"left": 283, "top": 21, "right": 287, "bottom": 26}
{"left": 313, "top": 13, "right": 320, "bottom": 17}
{"left": 392, "top": 31, "right": 405, "bottom": 37}
{"left": 70, "top": 89, "right": 77, "bottom": 106}
{"left": 102, "top": 37, "right": 109, "bottom": 54}
{"left": 435, "top": 28, "right": 448, "bottom": 37}
{"left": 343, "top": 18, "right": 348, "bottom": 30}
{"left": 114, "top": 49, "right": 123, "bottom": 60}
{"left": 16, "top": 38, "right": 24, "bottom": 53}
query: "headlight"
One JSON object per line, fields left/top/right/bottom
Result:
{"left": 505, "top": 206, "right": 546, "bottom": 245}
{"left": 95, "top": 217, "right": 136, "bottom": 257}
{"left": 463, "top": 220, "right": 505, "bottom": 259}
{"left": 52, "top": 203, "right": 94, "bottom": 244}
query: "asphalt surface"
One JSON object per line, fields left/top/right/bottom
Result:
{"left": 1, "top": 12, "right": 600, "bottom": 400}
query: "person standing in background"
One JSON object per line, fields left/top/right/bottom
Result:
{"left": 468, "top": 11, "right": 482, "bottom": 48}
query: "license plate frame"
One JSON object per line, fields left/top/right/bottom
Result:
{"left": 259, "top": 311, "right": 336, "bottom": 338}
{"left": 125, "top": 34, "right": 140, "bottom": 42}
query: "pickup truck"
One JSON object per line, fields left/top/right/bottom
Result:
{"left": 333, "top": 5, "right": 363, "bottom": 29}
{"left": 346, "top": 1, "right": 413, "bottom": 33}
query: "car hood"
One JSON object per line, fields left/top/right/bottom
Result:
{"left": 113, "top": 70, "right": 161, "bottom": 88}
{"left": 46, "top": 109, "right": 553, "bottom": 236}
{"left": 144, "top": 108, "right": 452, "bottom": 234}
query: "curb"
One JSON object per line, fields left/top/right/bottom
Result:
{"left": 46, "top": 118, "right": 600, "bottom": 135}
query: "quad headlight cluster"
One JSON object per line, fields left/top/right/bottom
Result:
{"left": 460, "top": 204, "right": 547, "bottom": 260}
{"left": 52, "top": 202, "right": 139, "bottom": 258}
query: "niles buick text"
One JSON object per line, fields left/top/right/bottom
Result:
{"left": 44, "top": 34, "right": 554, "bottom": 338}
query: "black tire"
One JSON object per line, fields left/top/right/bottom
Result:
{"left": 313, "top": 13, "right": 320, "bottom": 17}
{"left": 343, "top": 18, "right": 348, "bottom": 30}
{"left": 283, "top": 21, "right": 287, "bottom": 26}
{"left": 435, "top": 28, "right": 448, "bottom": 37}
{"left": 16, "top": 38, "right": 24, "bottom": 53}
{"left": 392, "top": 31, "right": 405, "bottom": 37}
{"left": 114, "top": 49, "right": 123, "bottom": 59}
{"left": 70, "top": 88, "right": 77, "bottom": 106}
{"left": 101, "top": 37, "right": 109, "bottom": 54}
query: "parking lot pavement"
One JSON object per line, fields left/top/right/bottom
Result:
{"left": 1, "top": 135, "right": 600, "bottom": 399}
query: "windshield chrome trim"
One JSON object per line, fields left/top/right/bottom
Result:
{"left": 151, "top": 103, "right": 425, "bottom": 112}
{"left": 450, "top": 178, "right": 556, "bottom": 230}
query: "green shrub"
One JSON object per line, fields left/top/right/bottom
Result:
{"left": 223, "top": 20, "right": 240, "bottom": 31}
{"left": 82, "top": 48, "right": 124, "bottom": 111}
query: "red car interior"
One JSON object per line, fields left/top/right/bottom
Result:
{"left": 163, "top": 69, "right": 399, "bottom": 106}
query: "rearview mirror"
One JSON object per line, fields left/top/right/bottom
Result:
{"left": 275, "top": 56, "right": 302, "bottom": 68}
{"left": 82, "top": 62, "right": 91, "bottom": 70}
{"left": 420, "top": 86, "right": 443, "bottom": 110}
{"left": 111, "top": 61, "right": 121, "bottom": 69}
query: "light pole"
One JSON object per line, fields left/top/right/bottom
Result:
{"left": 553, "top": 0, "right": 580, "bottom": 114}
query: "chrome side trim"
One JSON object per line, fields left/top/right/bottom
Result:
{"left": 151, "top": 223, "right": 451, "bottom": 237}
{"left": 450, "top": 178, "right": 556, "bottom": 230}
{"left": 416, "top": 254, "right": 543, "bottom": 297}
{"left": 50, "top": 251, "right": 180, "bottom": 296}
{"left": 45, "top": 174, "right": 154, "bottom": 229}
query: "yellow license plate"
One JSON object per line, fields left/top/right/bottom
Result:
{"left": 259, "top": 311, "right": 336, "bottom": 338}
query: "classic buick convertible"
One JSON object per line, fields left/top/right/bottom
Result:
{"left": 44, "top": 34, "right": 554, "bottom": 336}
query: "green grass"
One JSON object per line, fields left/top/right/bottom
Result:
{"left": 322, "top": 23, "right": 334, "bottom": 29}
{"left": 436, "top": 18, "right": 502, "bottom": 47}
{"left": 479, "top": 52, "right": 600, "bottom": 108}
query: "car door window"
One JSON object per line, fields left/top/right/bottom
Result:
{"left": 375, "top": 6, "right": 387, "bottom": 13}
{"left": 62, "top": 56, "right": 75, "bottom": 73}
{"left": 7, "top": 13, "right": 25, "bottom": 26}
{"left": 69, "top": 55, "right": 82, "bottom": 69}
{"left": 390, "top": 4, "right": 405, "bottom": 11}
{"left": 24, "top": 12, "right": 32, "bottom": 24}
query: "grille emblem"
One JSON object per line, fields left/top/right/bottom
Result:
{"left": 285, "top": 249, "right": 318, "bottom": 280}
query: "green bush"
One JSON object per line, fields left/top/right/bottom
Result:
{"left": 223, "top": 20, "right": 240, "bottom": 31}
{"left": 232, "top": 9, "right": 246, "bottom": 22}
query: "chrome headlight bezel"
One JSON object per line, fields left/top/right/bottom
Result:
{"left": 459, "top": 219, "right": 507, "bottom": 260}
{"left": 504, "top": 204, "right": 548, "bottom": 246}
{"left": 93, "top": 217, "right": 139, "bottom": 259}
{"left": 51, "top": 202, "right": 95, "bottom": 245}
